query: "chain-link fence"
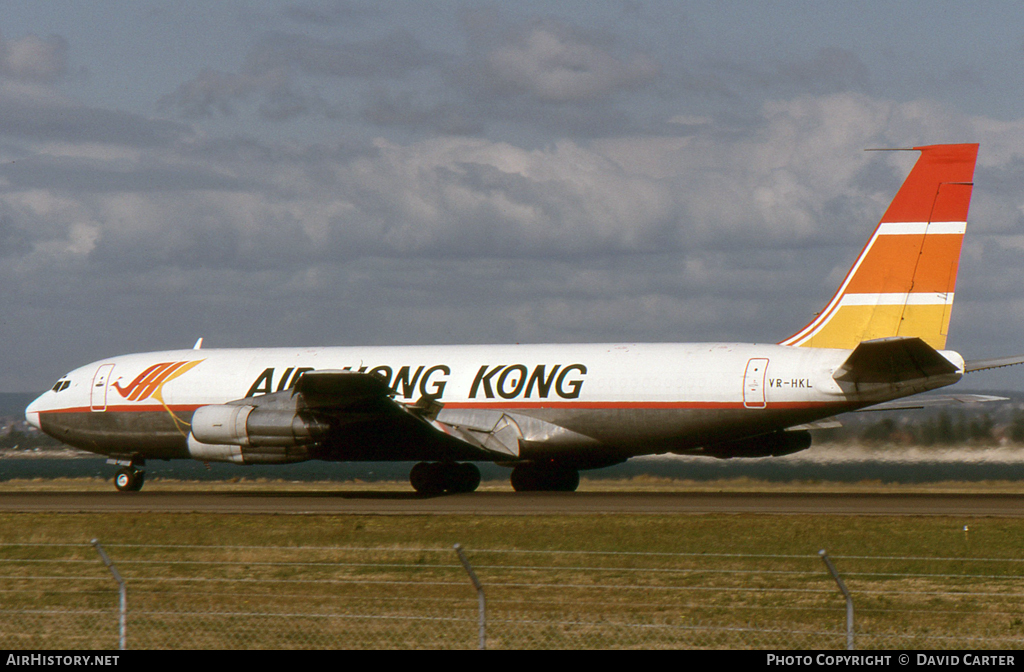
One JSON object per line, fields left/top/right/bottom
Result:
{"left": 1, "top": 541, "right": 1022, "bottom": 649}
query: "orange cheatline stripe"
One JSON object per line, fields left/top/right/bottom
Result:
{"left": 40, "top": 400, "right": 847, "bottom": 414}
{"left": 44, "top": 404, "right": 203, "bottom": 414}
{"left": 844, "top": 233, "right": 963, "bottom": 295}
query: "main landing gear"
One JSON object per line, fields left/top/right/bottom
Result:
{"left": 510, "top": 463, "right": 579, "bottom": 492}
{"left": 409, "top": 462, "right": 481, "bottom": 495}
{"left": 408, "top": 461, "right": 581, "bottom": 494}
{"left": 113, "top": 467, "right": 145, "bottom": 492}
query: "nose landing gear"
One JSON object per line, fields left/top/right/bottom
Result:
{"left": 113, "top": 467, "right": 145, "bottom": 492}
{"left": 108, "top": 457, "right": 146, "bottom": 492}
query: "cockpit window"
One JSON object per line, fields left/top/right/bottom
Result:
{"left": 52, "top": 378, "right": 71, "bottom": 393}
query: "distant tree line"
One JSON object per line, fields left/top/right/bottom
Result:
{"left": 0, "top": 428, "right": 63, "bottom": 451}
{"left": 824, "top": 410, "right": 1024, "bottom": 446}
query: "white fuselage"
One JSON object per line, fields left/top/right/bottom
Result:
{"left": 25, "top": 342, "right": 964, "bottom": 465}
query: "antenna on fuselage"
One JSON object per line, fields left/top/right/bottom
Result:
{"left": 193, "top": 338, "right": 204, "bottom": 350}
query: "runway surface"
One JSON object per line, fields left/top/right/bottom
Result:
{"left": 1, "top": 490, "right": 1023, "bottom": 516}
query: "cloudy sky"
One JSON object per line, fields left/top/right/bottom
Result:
{"left": 4, "top": 0, "right": 1024, "bottom": 393}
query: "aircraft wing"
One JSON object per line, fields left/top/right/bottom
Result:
{"left": 188, "top": 370, "right": 506, "bottom": 463}
{"left": 292, "top": 370, "right": 515, "bottom": 459}
{"left": 291, "top": 369, "right": 433, "bottom": 431}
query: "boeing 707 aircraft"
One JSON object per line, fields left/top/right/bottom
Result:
{"left": 24, "top": 143, "right": 1022, "bottom": 492}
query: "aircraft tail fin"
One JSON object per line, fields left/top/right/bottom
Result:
{"left": 781, "top": 143, "right": 979, "bottom": 350}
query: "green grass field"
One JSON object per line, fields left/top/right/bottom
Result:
{"left": 1, "top": 480, "right": 1023, "bottom": 649}
{"left": 0, "top": 505, "right": 1019, "bottom": 556}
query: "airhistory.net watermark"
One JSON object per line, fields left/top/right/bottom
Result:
{"left": 6, "top": 656, "right": 119, "bottom": 666}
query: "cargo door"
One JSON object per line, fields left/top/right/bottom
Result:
{"left": 743, "top": 358, "right": 769, "bottom": 409}
{"left": 91, "top": 364, "right": 115, "bottom": 411}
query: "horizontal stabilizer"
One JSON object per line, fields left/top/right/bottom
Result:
{"left": 964, "top": 355, "right": 1024, "bottom": 373}
{"left": 858, "top": 393, "right": 1007, "bottom": 411}
{"left": 834, "top": 337, "right": 958, "bottom": 384}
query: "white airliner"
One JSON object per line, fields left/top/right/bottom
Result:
{"left": 24, "top": 143, "right": 1023, "bottom": 493}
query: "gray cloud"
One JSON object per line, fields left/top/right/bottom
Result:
{"left": 247, "top": 30, "right": 445, "bottom": 79}
{"left": 362, "top": 90, "right": 484, "bottom": 136}
{"left": 158, "top": 68, "right": 278, "bottom": 118}
{"left": 161, "top": 30, "right": 447, "bottom": 121}
{"left": 472, "top": 18, "right": 659, "bottom": 103}
{"left": 431, "top": 13, "right": 662, "bottom": 139}
{"left": 0, "top": 33, "right": 70, "bottom": 83}
{"left": 780, "top": 47, "right": 871, "bottom": 94}
{"left": 671, "top": 47, "right": 871, "bottom": 121}
{"left": 0, "top": 95, "right": 188, "bottom": 146}
{"left": 0, "top": 212, "right": 31, "bottom": 258}
{"left": 8, "top": 5, "right": 1024, "bottom": 400}
{"left": 162, "top": 12, "right": 661, "bottom": 139}
{"left": 9, "top": 92, "right": 1014, "bottom": 276}
{"left": 282, "top": 1, "right": 382, "bottom": 26}
{"left": 7, "top": 77, "right": 1024, "bottom": 392}
{"left": 0, "top": 157, "right": 247, "bottom": 193}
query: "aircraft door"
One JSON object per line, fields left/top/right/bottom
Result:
{"left": 91, "top": 364, "right": 115, "bottom": 412}
{"left": 743, "top": 358, "right": 768, "bottom": 409}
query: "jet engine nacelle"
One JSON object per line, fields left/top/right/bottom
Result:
{"left": 702, "top": 430, "right": 812, "bottom": 459}
{"left": 186, "top": 433, "right": 310, "bottom": 465}
{"left": 190, "top": 404, "right": 328, "bottom": 448}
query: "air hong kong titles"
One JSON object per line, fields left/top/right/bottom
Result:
{"left": 245, "top": 363, "right": 588, "bottom": 401}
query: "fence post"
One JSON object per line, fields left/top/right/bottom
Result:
{"left": 819, "top": 549, "right": 853, "bottom": 650}
{"left": 454, "top": 544, "right": 485, "bottom": 650}
{"left": 92, "top": 539, "right": 126, "bottom": 651}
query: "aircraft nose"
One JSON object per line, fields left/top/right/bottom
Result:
{"left": 25, "top": 393, "right": 44, "bottom": 429}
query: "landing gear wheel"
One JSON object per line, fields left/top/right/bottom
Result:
{"left": 410, "top": 462, "right": 443, "bottom": 496}
{"left": 410, "top": 462, "right": 481, "bottom": 495}
{"left": 114, "top": 468, "right": 145, "bottom": 492}
{"left": 452, "top": 463, "right": 481, "bottom": 493}
{"left": 510, "top": 464, "right": 579, "bottom": 492}
{"left": 558, "top": 468, "right": 580, "bottom": 492}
